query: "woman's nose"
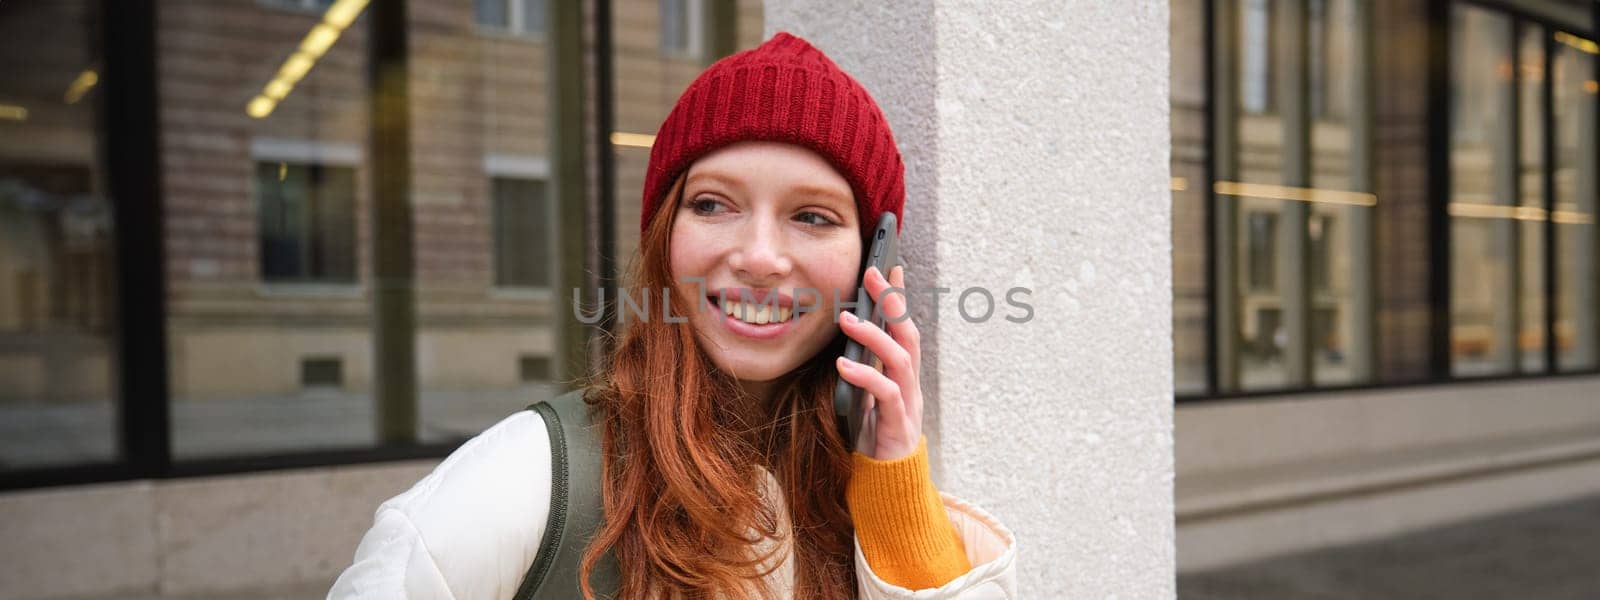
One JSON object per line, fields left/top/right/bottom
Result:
{"left": 728, "top": 215, "right": 792, "bottom": 283}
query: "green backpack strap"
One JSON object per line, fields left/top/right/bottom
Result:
{"left": 514, "top": 389, "right": 619, "bottom": 599}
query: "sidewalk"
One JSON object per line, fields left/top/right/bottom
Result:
{"left": 1180, "top": 493, "right": 1600, "bottom": 599}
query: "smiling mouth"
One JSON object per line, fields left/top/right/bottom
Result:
{"left": 708, "top": 295, "right": 800, "bottom": 325}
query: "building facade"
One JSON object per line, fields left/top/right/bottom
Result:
{"left": 1172, "top": 0, "right": 1600, "bottom": 572}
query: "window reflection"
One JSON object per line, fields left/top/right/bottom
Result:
{"left": 1449, "top": 5, "right": 1517, "bottom": 377}
{"left": 1516, "top": 24, "right": 1546, "bottom": 374}
{"left": 161, "top": 0, "right": 376, "bottom": 458}
{"left": 1446, "top": 7, "right": 1578, "bottom": 378}
{"left": 0, "top": 1, "right": 116, "bottom": 470}
{"left": 1172, "top": 0, "right": 1209, "bottom": 395}
{"left": 1553, "top": 42, "right": 1597, "bottom": 371}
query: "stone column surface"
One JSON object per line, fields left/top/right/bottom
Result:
{"left": 767, "top": 1, "right": 1174, "bottom": 596}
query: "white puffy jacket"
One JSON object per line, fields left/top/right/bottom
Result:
{"left": 328, "top": 408, "right": 1018, "bottom": 599}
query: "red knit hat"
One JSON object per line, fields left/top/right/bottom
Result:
{"left": 640, "top": 31, "right": 905, "bottom": 239}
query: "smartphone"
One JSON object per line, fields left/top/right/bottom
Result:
{"left": 834, "top": 213, "right": 899, "bottom": 456}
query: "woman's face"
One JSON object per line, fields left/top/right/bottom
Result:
{"left": 669, "top": 140, "right": 863, "bottom": 393}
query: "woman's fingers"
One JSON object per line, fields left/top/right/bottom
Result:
{"left": 886, "top": 265, "right": 922, "bottom": 381}
{"left": 835, "top": 264, "right": 925, "bottom": 459}
{"left": 863, "top": 265, "right": 921, "bottom": 381}
{"left": 861, "top": 265, "right": 922, "bottom": 420}
{"left": 838, "top": 308, "right": 913, "bottom": 402}
{"left": 835, "top": 354, "right": 909, "bottom": 437}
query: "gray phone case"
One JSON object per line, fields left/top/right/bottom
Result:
{"left": 834, "top": 213, "right": 899, "bottom": 456}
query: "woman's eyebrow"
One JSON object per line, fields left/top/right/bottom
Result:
{"left": 788, "top": 183, "right": 851, "bottom": 205}
{"left": 686, "top": 172, "right": 745, "bottom": 191}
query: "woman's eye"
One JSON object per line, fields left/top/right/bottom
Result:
{"left": 796, "top": 211, "right": 835, "bottom": 226}
{"left": 689, "top": 197, "right": 723, "bottom": 214}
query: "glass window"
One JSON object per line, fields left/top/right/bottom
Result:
{"left": 1553, "top": 36, "right": 1597, "bottom": 371}
{"left": 262, "top": 0, "right": 338, "bottom": 11}
{"left": 410, "top": 1, "right": 562, "bottom": 442}
{"left": 1171, "top": 0, "right": 1209, "bottom": 395}
{"left": 1515, "top": 23, "right": 1546, "bottom": 374}
{"left": 1309, "top": 213, "right": 1333, "bottom": 291}
{"left": 1247, "top": 211, "right": 1279, "bottom": 291}
{"left": 1308, "top": 0, "right": 1366, "bottom": 387}
{"left": 1230, "top": 0, "right": 1291, "bottom": 391}
{"left": 1447, "top": 8, "right": 1560, "bottom": 378}
{"left": 1182, "top": 0, "right": 1592, "bottom": 398}
{"left": 475, "top": 0, "right": 510, "bottom": 29}
{"left": 519, "top": 0, "right": 546, "bottom": 35}
{"left": 1241, "top": 0, "right": 1274, "bottom": 114}
{"left": 0, "top": 1, "right": 116, "bottom": 470}
{"left": 1449, "top": 5, "right": 1517, "bottom": 377}
{"left": 161, "top": 0, "right": 376, "bottom": 458}
{"left": 475, "top": 0, "right": 545, "bottom": 35}
{"left": 492, "top": 177, "right": 552, "bottom": 288}
{"left": 660, "top": 0, "right": 703, "bottom": 59}
{"left": 1211, "top": 0, "right": 1377, "bottom": 393}
{"left": 256, "top": 162, "right": 357, "bottom": 283}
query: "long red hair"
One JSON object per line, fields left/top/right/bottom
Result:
{"left": 574, "top": 171, "right": 858, "bottom": 598}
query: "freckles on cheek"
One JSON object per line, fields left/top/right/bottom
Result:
{"left": 667, "top": 228, "right": 698, "bottom": 277}
{"left": 814, "top": 247, "right": 863, "bottom": 307}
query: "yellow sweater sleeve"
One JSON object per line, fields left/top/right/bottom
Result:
{"left": 846, "top": 437, "right": 973, "bottom": 589}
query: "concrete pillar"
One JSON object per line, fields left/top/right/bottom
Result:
{"left": 766, "top": 2, "right": 1175, "bottom": 595}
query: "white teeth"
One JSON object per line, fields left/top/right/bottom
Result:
{"left": 717, "top": 299, "right": 794, "bottom": 325}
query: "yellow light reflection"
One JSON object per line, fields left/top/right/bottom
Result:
{"left": 0, "top": 104, "right": 27, "bottom": 121}
{"left": 279, "top": 53, "right": 316, "bottom": 85}
{"left": 323, "top": 0, "right": 368, "bottom": 29}
{"left": 64, "top": 70, "right": 99, "bottom": 104}
{"left": 246, "top": 0, "right": 370, "bottom": 119}
{"left": 611, "top": 132, "right": 656, "bottom": 148}
{"left": 301, "top": 24, "right": 341, "bottom": 59}
{"left": 1586, "top": 80, "right": 1599, "bottom": 95}
{"left": 1214, "top": 181, "right": 1378, "bottom": 207}
{"left": 1553, "top": 211, "right": 1596, "bottom": 225}
{"left": 1448, "top": 202, "right": 1559, "bottom": 222}
{"left": 247, "top": 96, "right": 277, "bottom": 119}
{"left": 264, "top": 79, "right": 293, "bottom": 100}
{"left": 1170, "top": 177, "right": 1189, "bottom": 191}
{"left": 1555, "top": 31, "right": 1599, "bottom": 55}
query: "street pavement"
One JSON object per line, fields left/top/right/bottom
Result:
{"left": 1180, "top": 493, "right": 1600, "bottom": 599}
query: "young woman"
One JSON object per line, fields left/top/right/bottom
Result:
{"left": 329, "top": 31, "right": 1017, "bottom": 599}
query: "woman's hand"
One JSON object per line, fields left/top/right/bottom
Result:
{"left": 836, "top": 264, "right": 923, "bottom": 461}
